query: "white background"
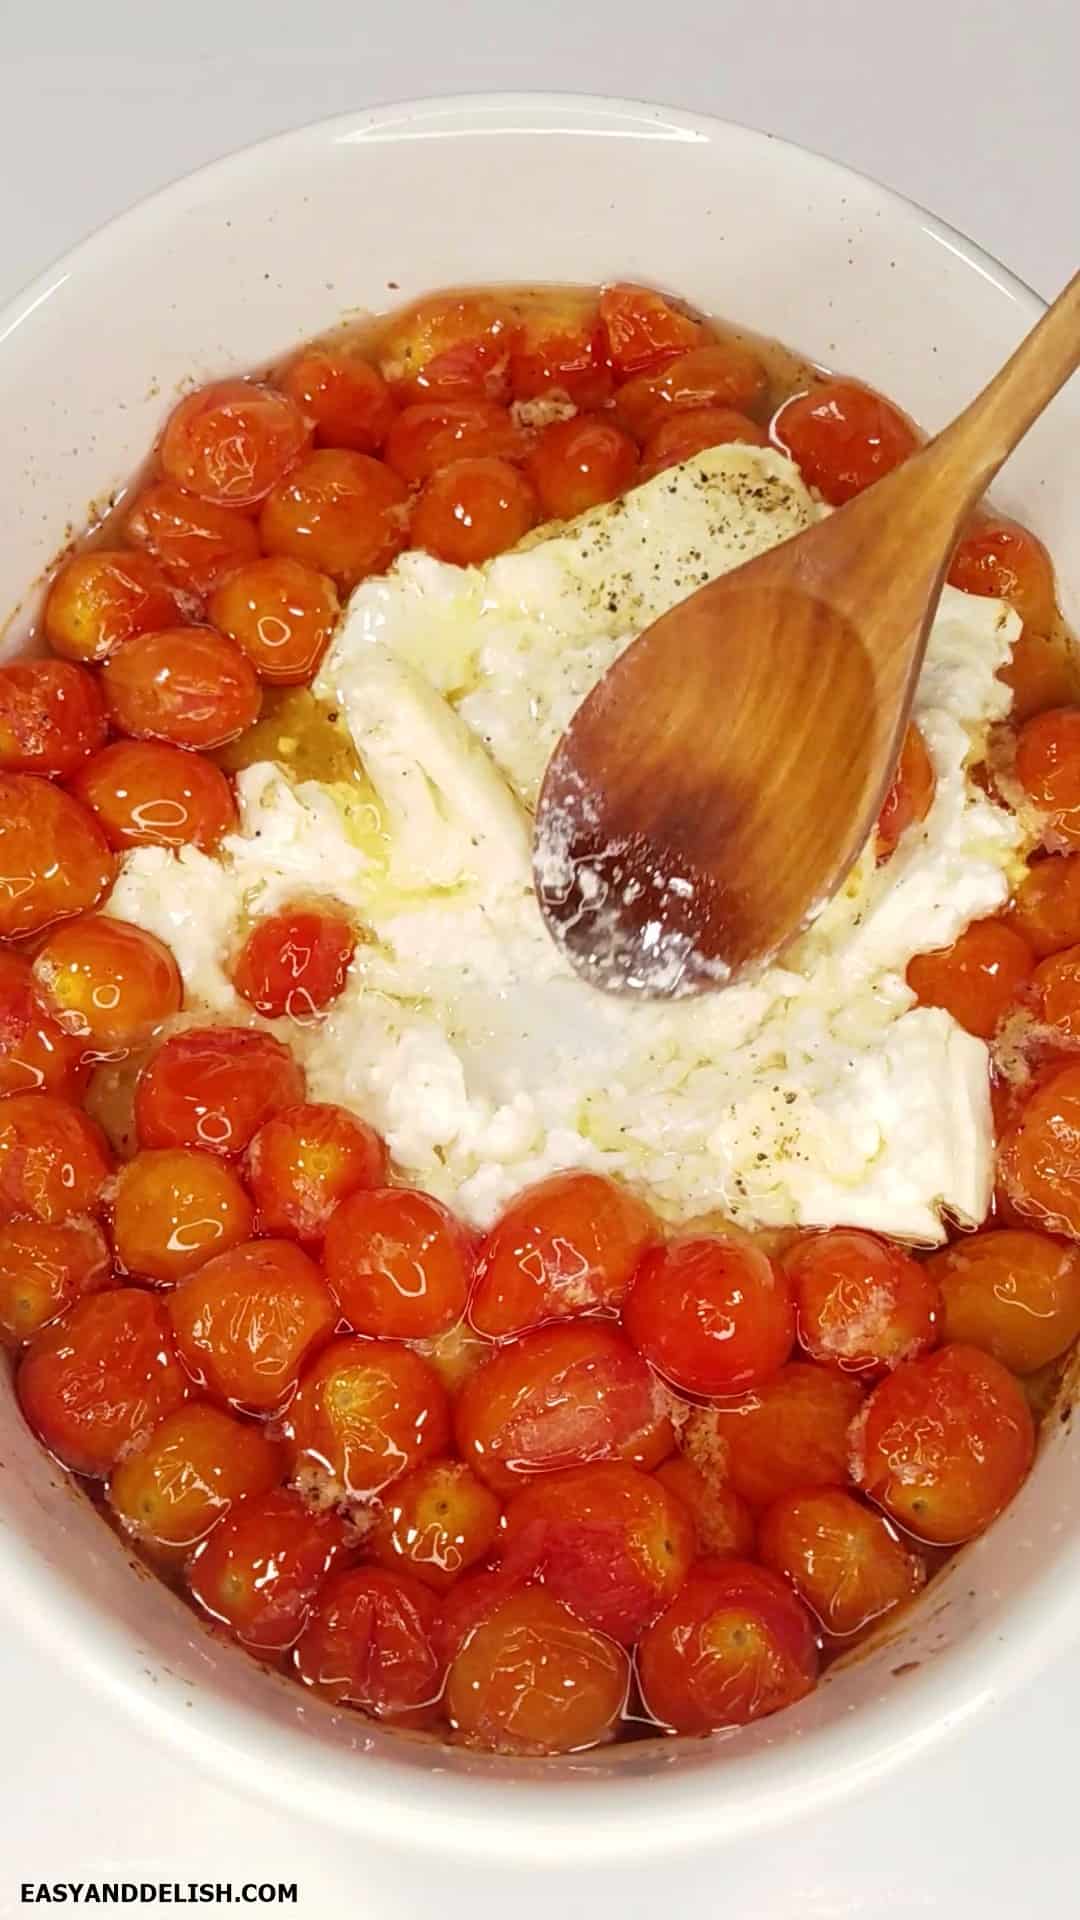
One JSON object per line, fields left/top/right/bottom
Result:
{"left": 1, "top": 2, "right": 1078, "bottom": 1913}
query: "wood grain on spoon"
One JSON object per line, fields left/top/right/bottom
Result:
{"left": 534, "top": 269, "right": 1080, "bottom": 998}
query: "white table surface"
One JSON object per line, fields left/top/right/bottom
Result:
{"left": 2, "top": 2, "right": 1078, "bottom": 1911}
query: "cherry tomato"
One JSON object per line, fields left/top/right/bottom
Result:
{"left": 435, "top": 1566, "right": 523, "bottom": 1665}
{"left": 948, "top": 513, "right": 1057, "bottom": 631}
{"left": 636, "top": 1558, "right": 818, "bottom": 1734}
{"left": 370, "top": 1457, "right": 501, "bottom": 1592}
{"left": 758, "top": 1488, "right": 926, "bottom": 1638}
{"left": 208, "top": 557, "right": 340, "bottom": 687}
{"left": 782, "top": 1228, "right": 940, "bottom": 1376}
{"left": 623, "top": 1236, "right": 794, "bottom": 1397}
{"left": 102, "top": 627, "right": 261, "bottom": 751}
{"left": 245, "top": 1102, "right": 386, "bottom": 1244}
{"left": 525, "top": 417, "right": 638, "bottom": 521}
{"left": 773, "top": 380, "right": 918, "bottom": 505}
{"left": 70, "top": 739, "right": 237, "bottom": 854}
{"left": 876, "top": 723, "right": 935, "bottom": 859}
{"left": 281, "top": 349, "right": 396, "bottom": 453}
{"left": 135, "top": 1026, "right": 305, "bottom": 1156}
{"left": 295, "top": 1566, "right": 443, "bottom": 1722}
{"left": 108, "top": 1402, "right": 284, "bottom": 1553}
{"left": 124, "top": 481, "right": 260, "bottom": 599}
{"left": 653, "top": 1455, "right": 756, "bottom": 1560}
{"left": 998, "top": 1063, "right": 1080, "bottom": 1236}
{"left": 259, "top": 449, "right": 409, "bottom": 590}
{"left": 469, "top": 1169, "right": 658, "bottom": 1341}
{"left": 0, "top": 951, "right": 87, "bottom": 1099}
{"left": 614, "top": 341, "right": 769, "bottom": 440}
{"left": 852, "top": 1342, "right": 1034, "bottom": 1543}
{"left": 323, "top": 1186, "right": 472, "bottom": 1340}
{"left": 187, "top": 1487, "right": 348, "bottom": 1650}
{"left": 598, "top": 285, "right": 704, "bottom": 378}
{"left": 0, "top": 774, "right": 115, "bottom": 937}
{"left": 445, "top": 1586, "right": 629, "bottom": 1755}
{"left": 1033, "top": 941, "right": 1080, "bottom": 1039}
{"left": 0, "top": 661, "right": 106, "bottom": 779}
{"left": 455, "top": 1321, "right": 673, "bottom": 1496}
{"left": 1016, "top": 707, "right": 1080, "bottom": 849}
{"left": 499, "top": 1461, "right": 694, "bottom": 1643}
{"left": 509, "top": 294, "right": 612, "bottom": 408}
{"left": 697, "top": 1361, "right": 866, "bottom": 1510}
{"left": 1000, "top": 627, "right": 1080, "bottom": 726}
{"left": 285, "top": 1336, "right": 451, "bottom": 1497}
{"left": 160, "top": 379, "right": 311, "bottom": 508}
{"left": 17, "top": 1287, "right": 187, "bottom": 1475}
{"left": 377, "top": 294, "right": 520, "bottom": 404}
{"left": 639, "top": 406, "right": 768, "bottom": 478}
{"left": 44, "top": 550, "right": 179, "bottom": 664}
{"left": 1008, "top": 854, "right": 1080, "bottom": 958}
{"left": 0, "top": 1092, "right": 111, "bottom": 1222}
{"left": 113, "top": 1147, "right": 254, "bottom": 1285}
{"left": 928, "top": 1227, "right": 1080, "bottom": 1374}
{"left": 33, "top": 917, "right": 182, "bottom": 1054}
{"left": 231, "top": 904, "right": 355, "bottom": 1021}
{"left": 411, "top": 457, "right": 537, "bottom": 565}
{"left": 907, "top": 917, "right": 1034, "bottom": 1039}
{"left": 383, "top": 399, "right": 524, "bottom": 486}
{"left": 168, "top": 1238, "right": 335, "bottom": 1412}
{"left": 0, "top": 1216, "right": 109, "bottom": 1348}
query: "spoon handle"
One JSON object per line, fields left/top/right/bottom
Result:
{"left": 924, "top": 268, "right": 1080, "bottom": 504}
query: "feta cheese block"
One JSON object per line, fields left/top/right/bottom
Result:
{"left": 107, "top": 444, "right": 1024, "bottom": 1240}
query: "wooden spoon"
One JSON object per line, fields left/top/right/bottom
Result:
{"left": 533, "top": 269, "right": 1080, "bottom": 998}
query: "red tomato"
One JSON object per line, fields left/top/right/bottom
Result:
{"left": 773, "top": 380, "right": 919, "bottom": 505}
{"left": 852, "top": 1342, "right": 1034, "bottom": 1543}
{"left": 614, "top": 341, "right": 768, "bottom": 440}
{"left": 44, "top": 550, "right": 179, "bottom": 665}
{"left": 323, "top": 1186, "right": 472, "bottom": 1340}
{"left": 108, "top": 1402, "right": 284, "bottom": 1553}
{"left": 124, "top": 482, "right": 261, "bottom": 599}
{"left": 1001, "top": 627, "right": 1080, "bottom": 727}
{"left": 370, "top": 1457, "right": 501, "bottom": 1593}
{"left": 135, "top": 1026, "right": 306, "bottom": 1156}
{"left": 187, "top": 1487, "right": 348, "bottom": 1649}
{"left": 445, "top": 1587, "right": 629, "bottom": 1755}
{"left": 411, "top": 457, "right": 538, "bottom": 564}
{"left": 697, "top": 1361, "right": 866, "bottom": 1511}
{"left": 499, "top": 1461, "right": 695, "bottom": 1643}
{"left": 281, "top": 350, "right": 397, "bottom": 453}
{"left": 948, "top": 513, "right": 1057, "bottom": 631}
{"left": 0, "top": 661, "right": 106, "bottom": 779}
{"left": 782, "top": 1229, "right": 940, "bottom": 1376}
{"left": 758, "top": 1488, "right": 926, "bottom": 1638}
{"left": 285, "top": 1336, "right": 451, "bottom": 1497}
{"left": 906, "top": 918, "right": 1034, "bottom": 1039}
{"left": 33, "top": 917, "right": 182, "bottom": 1054}
{"left": 1008, "top": 854, "right": 1080, "bottom": 958}
{"left": 876, "top": 723, "right": 935, "bottom": 859}
{"left": 377, "top": 294, "right": 520, "bottom": 404}
{"left": 167, "top": 1238, "right": 335, "bottom": 1412}
{"left": 526, "top": 417, "right": 639, "bottom": 520}
{"left": 246, "top": 1102, "right": 388, "bottom": 1242}
{"left": 0, "top": 1092, "right": 111, "bottom": 1222}
{"left": 0, "top": 1216, "right": 110, "bottom": 1348}
{"left": 639, "top": 406, "right": 768, "bottom": 478}
{"left": 998, "top": 1062, "right": 1080, "bottom": 1237}
{"left": 598, "top": 285, "right": 704, "bottom": 378}
{"left": 1016, "top": 707, "right": 1080, "bottom": 849}
{"left": 160, "top": 379, "right": 311, "bottom": 508}
{"left": 455, "top": 1321, "right": 673, "bottom": 1495}
{"left": 653, "top": 1455, "right": 756, "bottom": 1560}
{"left": 0, "top": 951, "right": 87, "bottom": 1100}
{"left": 70, "top": 739, "right": 237, "bottom": 854}
{"left": 295, "top": 1567, "right": 444, "bottom": 1722}
{"left": 0, "top": 774, "right": 115, "bottom": 938}
{"left": 928, "top": 1227, "right": 1080, "bottom": 1375}
{"left": 208, "top": 557, "right": 340, "bottom": 687}
{"left": 113, "top": 1147, "right": 254, "bottom": 1285}
{"left": 1033, "top": 940, "right": 1080, "bottom": 1037}
{"left": 622, "top": 1236, "right": 794, "bottom": 1396}
{"left": 102, "top": 627, "right": 261, "bottom": 751}
{"left": 509, "top": 294, "right": 612, "bottom": 408}
{"left": 18, "top": 1287, "right": 187, "bottom": 1475}
{"left": 231, "top": 905, "right": 356, "bottom": 1021}
{"left": 469, "top": 1169, "right": 658, "bottom": 1341}
{"left": 636, "top": 1558, "right": 818, "bottom": 1734}
{"left": 260, "top": 449, "right": 410, "bottom": 590}
{"left": 384, "top": 399, "right": 524, "bottom": 486}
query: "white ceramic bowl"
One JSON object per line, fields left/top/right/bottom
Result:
{"left": 0, "top": 93, "right": 1078, "bottom": 1867}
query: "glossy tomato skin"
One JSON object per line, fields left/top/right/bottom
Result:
{"left": 0, "top": 661, "right": 106, "bottom": 779}
{"left": 113, "top": 1147, "right": 254, "bottom": 1285}
{"left": 623, "top": 1235, "right": 794, "bottom": 1397}
{"left": 0, "top": 1092, "right": 112, "bottom": 1222}
{"left": 614, "top": 340, "right": 768, "bottom": 439}
{"left": 525, "top": 417, "right": 639, "bottom": 521}
{"left": 948, "top": 513, "right": 1057, "bottom": 631}
{"left": 231, "top": 905, "right": 356, "bottom": 1021}
{"left": 70, "top": 740, "right": 237, "bottom": 853}
{"left": 758, "top": 1488, "right": 926, "bottom": 1639}
{"left": 102, "top": 627, "right": 261, "bottom": 751}
{"left": 782, "top": 1228, "right": 940, "bottom": 1376}
{"left": 18, "top": 1287, "right": 187, "bottom": 1475}
{"left": 772, "top": 379, "right": 918, "bottom": 505}
{"left": 187, "top": 1487, "right": 349, "bottom": 1650}
{"left": 445, "top": 1586, "right": 629, "bottom": 1755}
{"left": 0, "top": 1216, "right": 110, "bottom": 1348}
{"left": 636, "top": 1558, "right": 819, "bottom": 1734}
{"left": 598, "top": 285, "right": 704, "bottom": 377}
{"left": 927, "top": 1228, "right": 1080, "bottom": 1375}
{"left": 690, "top": 1362, "right": 866, "bottom": 1511}
{"left": 281, "top": 350, "right": 396, "bottom": 454}
{"left": 208, "top": 557, "right": 340, "bottom": 687}
{"left": 508, "top": 294, "right": 612, "bottom": 408}
{"left": 1016, "top": 708, "right": 1080, "bottom": 850}
{"left": 108, "top": 1402, "right": 285, "bottom": 1554}
{"left": 469, "top": 1170, "right": 658, "bottom": 1341}
{"left": 259, "top": 449, "right": 410, "bottom": 591}
{"left": 159, "top": 379, "right": 311, "bottom": 508}
{"left": 44, "top": 549, "right": 179, "bottom": 664}
{"left": 876, "top": 724, "right": 935, "bottom": 859}
{"left": 323, "top": 1186, "right": 472, "bottom": 1340}
{"left": 654, "top": 1454, "right": 756, "bottom": 1560}
{"left": 383, "top": 399, "right": 524, "bottom": 486}
{"left": 135, "top": 1026, "right": 306, "bottom": 1156}
{"left": 639, "top": 407, "right": 767, "bottom": 478}
{"left": 295, "top": 1566, "right": 444, "bottom": 1722}
{"left": 124, "top": 482, "right": 261, "bottom": 599}
{"left": 285, "top": 1337, "right": 451, "bottom": 1497}
{"left": 1008, "top": 855, "right": 1080, "bottom": 958}
{"left": 167, "top": 1239, "right": 335, "bottom": 1413}
{"left": 370, "top": 1456, "right": 501, "bottom": 1593}
{"left": 376, "top": 293, "right": 520, "bottom": 404}
{"left": 0, "top": 774, "right": 115, "bottom": 938}
{"left": 1033, "top": 942, "right": 1080, "bottom": 1038}
{"left": 907, "top": 918, "right": 1034, "bottom": 1039}
{"left": 998, "top": 1062, "right": 1080, "bottom": 1236}
{"left": 410, "top": 457, "right": 537, "bottom": 565}
{"left": 0, "top": 951, "right": 87, "bottom": 1100}
{"left": 245, "top": 1103, "right": 388, "bottom": 1243}
{"left": 32, "top": 917, "right": 182, "bottom": 1054}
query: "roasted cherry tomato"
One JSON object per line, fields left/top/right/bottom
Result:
{"left": 526, "top": 417, "right": 638, "bottom": 520}
{"left": 281, "top": 349, "right": 397, "bottom": 453}
{"left": 295, "top": 1567, "right": 444, "bottom": 1722}
{"left": 639, "top": 406, "right": 767, "bottom": 478}
{"left": 246, "top": 1102, "right": 388, "bottom": 1243}
{"left": 998, "top": 1062, "right": 1080, "bottom": 1237}
{"left": 286, "top": 1336, "right": 451, "bottom": 1497}
{"left": 1033, "top": 941, "right": 1080, "bottom": 1037}
{"left": 0, "top": 1216, "right": 109, "bottom": 1348}
{"left": 259, "top": 449, "right": 409, "bottom": 590}
{"left": 33, "top": 917, "right": 182, "bottom": 1054}
{"left": 370, "top": 1457, "right": 501, "bottom": 1593}
{"left": 124, "top": 482, "right": 261, "bottom": 598}
{"left": 653, "top": 1455, "right": 756, "bottom": 1560}
{"left": 135, "top": 1026, "right": 306, "bottom": 1156}
{"left": 377, "top": 293, "right": 520, "bottom": 404}
{"left": 0, "top": 774, "right": 115, "bottom": 937}
{"left": 167, "top": 1238, "right": 335, "bottom": 1412}
{"left": 18, "top": 1287, "right": 187, "bottom": 1475}
{"left": 323, "top": 1186, "right": 472, "bottom": 1340}
{"left": 782, "top": 1228, "right": 940, "bottom": 1376}
{"left": 636, "top": 1558, "right": 819, "bottom": 1734}
{"left": 187, "top": 1487, "right": 348, "bottom": 1649}
{"left": 773, "top": 379, "right": 918, "bottom": 505}
{"left": 0, "top": 661, "right": 106, "bottom": 778}
{"left": 231, "top": 904, "right": 356, "bottom": 1020}
{"left": 102, "top": 627, "right": 261, "bottom": 751}
{"left": 948, "top": 513, "right": 1057, "bottom": 631}
{"left": 928, "top": 1227, "right": 1080, "bottom": 1374}
{"left": 160, "top": 379, "right": 311, "bottom": 508}
{"left": 758, "top": 1488, "right": 926, "bottom": 1638}
{"left": 508, "top": 293, "right": 612, "bottom": 408}
{"left": 208, "top": 557, "right": 340, "bottom": 687}
{"left": 0, "top": 1092, "right": 112, "bottom": 1222}
{"left": 876, "top": 723, "right": 935, "bottom": 859}
{"left": 445, "top": 1586, "right": 629, "bottom": 1755}
{"left": 384, "top": 399, "right": 524, "bottom": 486}
{"left": 469, "top": 1169, "right": 658, "bottom": 1341}
{"left": 598, "top": 285, "right": 704, "bottom": 378}
{"left": 108, "top": 1402, "right": 284, "bottom": 1553}
{"left": 694, "top": 1361, "right": 866, "bottom": 1511}
{"left": 1016, "top": 707, "right": 1080, "bottom": 849}
{"left": 907, "top": 917, "right": 1034, "bottom": 1038}
{"left": 614, "top": 340, "right": 768, "bottom": 440}
{"left": 623, "top": 1235, "right": 794, "bottom": 1396}
{"left": 0, "top": 951, "right": 87, "bottom": 1100}
{"left": 44, "top": 550, "right": 178, "bottom": 664}
{"left": 411, "top": 457, "right": 538, "bottom": 564}
{"left": 113, "top": 1147, "right": 254, "bottom": 1285}
{"left": 70, "top": 739, "right": 237, "bottom": 853}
